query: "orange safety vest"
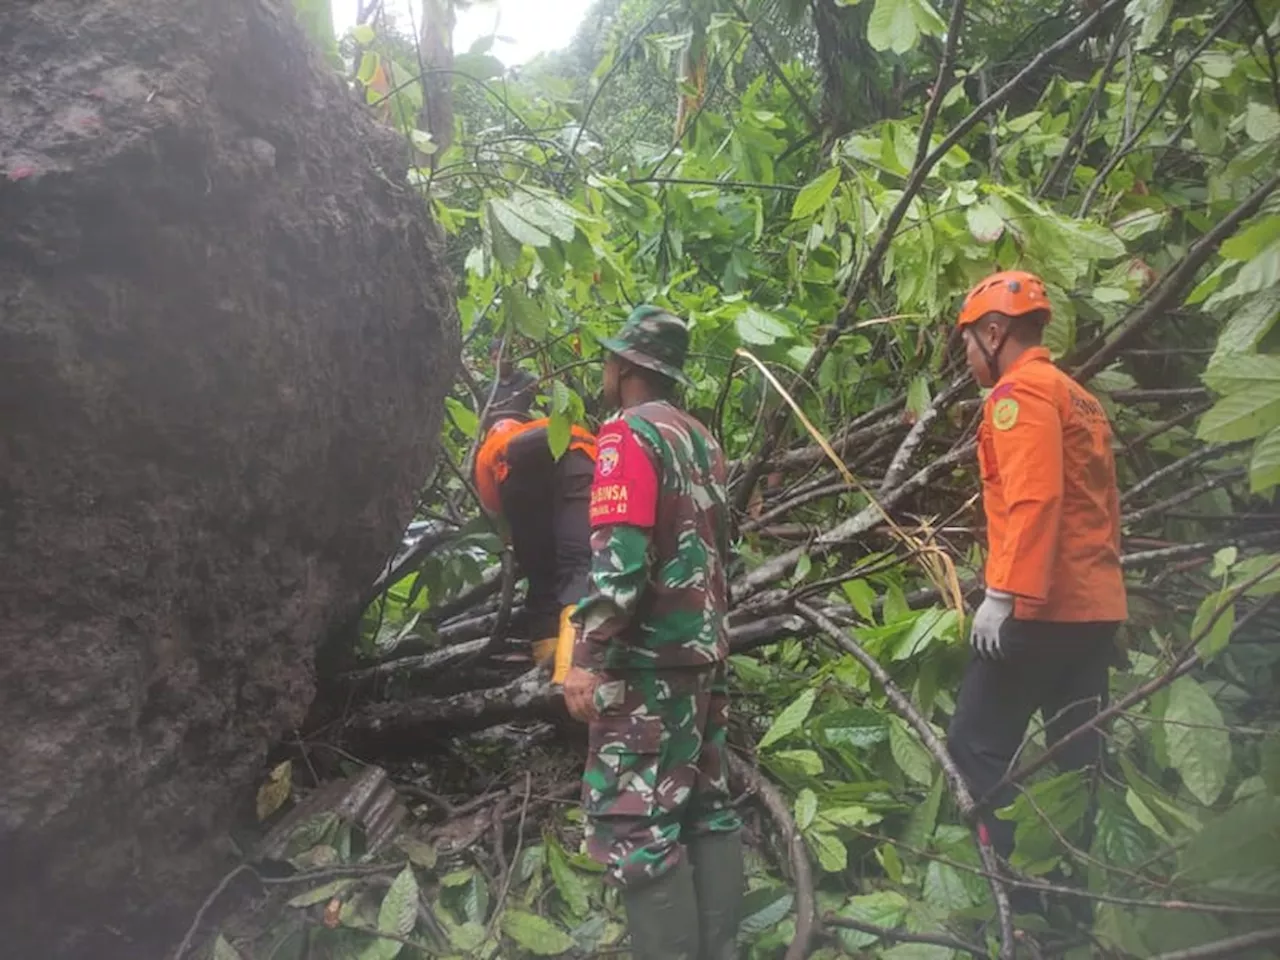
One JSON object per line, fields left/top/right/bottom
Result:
{"left": 978, "top": 347, "right": 1127, "bottom": 623}
{"left": 474, "top": 418, "right": 597, "bottom": 515}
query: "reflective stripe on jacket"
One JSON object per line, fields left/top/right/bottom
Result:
{"left": 978, "top": 347, "right": 1127, "bottom": 623}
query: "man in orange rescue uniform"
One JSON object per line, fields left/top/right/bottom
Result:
{"left": 474, "top": 404, "right": 597, "bottom": 683}
{"left": 946, "top": 270, "right": 1127, "bottom": 877}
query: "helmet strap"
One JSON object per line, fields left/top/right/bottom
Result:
{"left": 975, "top": 324, "right": 1015, "bottom": 385}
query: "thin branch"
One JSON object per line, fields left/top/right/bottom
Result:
{"left": 625, "top": 176, "right": 802, "bottom": 192}
{"left": 1037, "top": 24, "right": 1127, "bottom": 198}
{"left": 880, "top": 376, "right": 971, "bottom": 493}
{"left": 1149, "top": 927, "right": 1280, "bottom": 960}
{"left": 824, "top": 914, "right": 985, "bottom": 957}
{"left": 1121, "top": 443, "right": 1244, "bottom": 505}
{"left": 796, "top": 603, "right": 1015, "bottom": 958}
{"left": 1078, "top": 2, "right": 1245, "bottom": 216}
{"left": 1245, "top": 0, "right": 1280, "bottom": 111}
{"left": 728, "top": 754, "right": 816, "bottom": 960}
{"left": 1123, "top": 467, "right": 1247, "bottom": 527}
{"left": 727, "top": 0, "right": 821, "bottom": 131}
{"left": 1075, "top": 171, "right": 1280, "bottom": 382}
{"left": 915, "top": 0, "right": 969, "bottom": 171}
{"left": 172, "top": 865, "right": 251, "bottom": 960}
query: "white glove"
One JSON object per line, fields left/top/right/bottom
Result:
{"left": 970, "top": 589, "right": 1014, "bottom": 659}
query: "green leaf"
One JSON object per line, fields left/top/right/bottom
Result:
{"left": 774, "top": 749, "right": 824, "bottom": 776}
{"left": 888, "top": 715, "right": 933, "bottom": 785}
{"left": 906, "top": 376, "right": 932, "bottom": 420}
{"left": 821, "top": 708, "right": 889, "bottom": 749}
{"left": 453, "top": 52, "right": 505, "bottom": 81}
{"left": 868, "top": 0, "right": 918, "bottom": 53}
{"left": 1246, "top": 102, "right": 1280, "bottom": 143}
{"left": 791, "top": 167, "right": 841, "bottom": 220}
{"left": 490, "top": 197, "right": 552, "bottom": 248}
{"left": 739, "top": 888, "right": 794, "bottom": 936}
{"left": 1126, "top": 0, "right": 1174, "bottom": 48}
{"left": 445, "top": 397, "right": 478, "bottom": 438}
{"left": 501, "top": 910, "right": 577, "bottom": 955}
{"left": 1165, "top": 677, "right": 1230, "bottom": 806}
{"left": 1210, "top": 289, "right": 1280, "bottom": 365}
{"left": 548, "top": 410, "right": 572, "bottom": 460}
{"left": 212, "top": 935, "right": 244, "bottom": 960}
{"left": 842, "top": 579, "right": 876, "bottom": 621}
{"left": 807, "top": 828, "right": 848, "bottom": 872}
{"left": 546, "top": 837, "right": 590, "bottom": 918}
{"left": 1192, "top": 589, "right": 1236, "bottom": 661}
{"left": 795, "top": 788, "right": 819, "bottom": 831}
{"left": 1202, "top": 354, "right": 1280, "bottom": 395}
{"left": 966, "top": 202, "right": 1005, "bottom": 243}
{"left": 820, "top": 805, "right": 881, "bottom": 828}
{"left": 1179, "top": 794, "right": 1280, "bottom": 900}
{"left": 1251, "top": 426, "right": 1280, "bottom": 493}
{"left": 924, "top": 861, "right": 973, "bottom": 911}
{"left": 504, "top": 287, "right": 547, "bottom": 340}
{"left": 903, "top": 773, "right": 944, "bottom": 849}
{"left": 349, "top": 22, "right": 375, "bottom": 45}
{"left": 1197, "top": 388, "right": 1280, "bottom": 442}
{"left": 833, "top": 891, "right": 908, "bottom": 950}
{"left": 448, "top": 922, "right": 488, "bottom": 952}
{"left": 736, "top": 307, "right": 793, "bottom": 345}
{"left": 1220, "top": 216, "right": 1280, "bottom": 262}
{"left": 287, "top": 878, "right": 355, "bottom": 907}
{"left": 868, "top": 0, "right": 946, "bottom": 53}
{"left": 759, "top": 688, "right": 816, "bottom": 750}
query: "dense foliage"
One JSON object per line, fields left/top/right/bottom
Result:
{"left": 213, "top": 1, "right": 1280, "bottom": 958}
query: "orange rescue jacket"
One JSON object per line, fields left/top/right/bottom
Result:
{"left": 978, "top": 347, "right": 1127, "bottom": 623}
{"left": 474, "top": 418, "right": 596, "bottom": 515}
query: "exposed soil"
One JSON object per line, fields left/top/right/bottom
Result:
{"left": 0, "top": 1, "right": 458, "bottom": 955}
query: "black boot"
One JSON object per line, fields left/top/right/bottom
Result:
{"left": 622, "top": 859, "right": 700, "bottom": 960}
{"left": 688, "top": 830, "right": 744, "bottom": 960}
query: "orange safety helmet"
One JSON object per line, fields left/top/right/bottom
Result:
{"left": 957, "top": 270, "right": 1051, "bottom": 328}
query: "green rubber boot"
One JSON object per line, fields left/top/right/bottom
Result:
{"left": 689, "top": 830, "right": 745, "bottom": 960}
{"left": 622, "top": 859, "right": 700, "bottom": 960}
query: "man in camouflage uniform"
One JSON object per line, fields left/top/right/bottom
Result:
{"left": 563, "top": 306, "right": 744, "bottom": 960}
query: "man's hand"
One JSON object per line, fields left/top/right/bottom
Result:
{"left": 562, "top": 666, "right": 601, "bottom": 722}
{"left": 970, "top": 589, "right": 1014, "bottom": 659}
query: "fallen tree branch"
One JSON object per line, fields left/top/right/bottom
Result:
{"left": 1123, "top": 467, "right": 1248, "bottom": 527}
{"left": 880, "top": 376, "right": 971, "bottom": 493}
{"left": 738, "top": 441, "right": 976, "bottom": 596}
{"left": 1075, "top": 171, "right": 1280, "bottom": 382}
{"left": 1121, "top": 443, "right": 1245, "bottom": 505}
{"left": 1149, "top": 927, "right": 1280, "bottom": 960}
{"left": 795, "top": 603, "right": 1015, "bottom": 958}
{"left": 728, "top": 753, "right": 815, "bottom": 960}
{"left": 823, "top": 913, "right": 986, "bottom": 957}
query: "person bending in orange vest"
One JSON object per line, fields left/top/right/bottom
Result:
{"left": 946, "top": 271, "right": 1127, "bottom": 886}
{"left": 474, "top": 403, "right": 596, "bottom": 684}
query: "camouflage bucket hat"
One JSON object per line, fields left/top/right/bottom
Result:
{"left": 598, "top": 304, "right": 694, "bottom": 388}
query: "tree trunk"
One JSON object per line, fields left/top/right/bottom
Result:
{"left": 420, "top": 0, "right": 456, "bottom": 162}
{"left": 0, "top": 1, "right": 458, "bottom": 956}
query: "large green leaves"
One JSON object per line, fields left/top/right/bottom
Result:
{"left": 867, "top": 0, "right": 947, "bottom": 54}
{"left": 501, "top": 910, "right": 576, "bottom": 955}
{"left": 792, "top": 168, "right": 841, "bottom": 220}
{"left": 1164, "top": 677, "right": 1230, "bottom": 807}
{"left": 359, "top": 865, "right": 419, "bottom": 960}
{"left": 760, "top": 688, "right": 816, "bottom": 749}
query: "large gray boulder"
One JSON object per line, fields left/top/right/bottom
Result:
{"left": 0, "top": 1, "right": 458, "bottom": 955}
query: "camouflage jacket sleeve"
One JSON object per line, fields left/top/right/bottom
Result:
{"left": 571, "top": 416, "right": 661, "bottom": 671}
{"left": 572, "top": 524, "right": 653, "bottom": 670}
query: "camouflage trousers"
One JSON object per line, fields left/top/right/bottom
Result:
{"left": 581, "top": 663, "right": 741, "bottom": 887}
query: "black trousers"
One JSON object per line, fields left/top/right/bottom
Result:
{"left": 947, "top": 619, "right": 1119, "bottom": 863}
{"left": 498, "top": 433, "right": 594, "bottom": 639}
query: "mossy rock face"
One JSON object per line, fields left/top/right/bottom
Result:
{"left": 0, "top": 1, "right": 457, "bottom": 954}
